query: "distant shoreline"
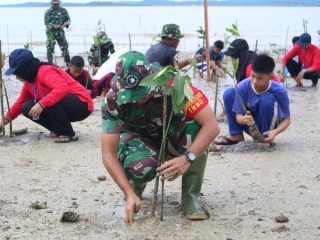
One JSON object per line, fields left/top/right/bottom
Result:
{"left": 1, "top": 1, "right": 320, "bottom": 8}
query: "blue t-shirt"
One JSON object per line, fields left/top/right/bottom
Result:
{"left": 232, "top": 78, "right": 290, "bottom": 120}
{"left": 146, "top": 42, "right": 178, "bottom": 67}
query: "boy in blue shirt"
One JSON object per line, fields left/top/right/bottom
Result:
{"left": 215, "top": 54, "right": 290, "bottom": 145}
{"left": 196, "top": 40, "right": 224, "bottom": 76}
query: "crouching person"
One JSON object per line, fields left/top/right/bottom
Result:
{"left": 0, "top": 49, "right": 93, "bottom": 143}
{"left": 215, "top": 54, "right": 290, "bottom": 145}
{"left": 101, "top": 51, "right": 219, "bottom": 225}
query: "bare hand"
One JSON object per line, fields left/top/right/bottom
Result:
{"left": 157, "top": 156, "right": 191, "bottom": 181}
{"left": 53, "top": 24, "right": 61, "bottom": 29}
{"left": 243, "top": 111, "right": 255, "bottom": 127}
{"left": 29, "top": 103, "right": 43, "bottom": 119}
{"left": 262, "top": 130, "right": 277, "bottom": 143}
{"left": 125, "top": 194, "right": 141, "bottom": 226}
{"left": 296, "top": 71, "right": 305, "bottom": 82}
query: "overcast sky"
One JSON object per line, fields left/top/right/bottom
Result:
{"left": 0, "top": 0, "right": 142, "bottom": 4}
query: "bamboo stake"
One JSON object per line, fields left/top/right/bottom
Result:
{"left": 213, "top": 71, "right": 219, "bottom": 115}
{"left": 0, "top": 41, "right": 6, "bottom": 136}
{"left": 284, "top": 26, "right": 289, "bottom": 89}
{"left": 129, "top": 33, "right": 132, "bottom": 51}
{"left": 160, "top": 95, "right": 168, "bottom": 222}
{"left": 255, "top": 39, "right": 258, "bottom": 53}
{"left": 204, "top": 0, "right": 211, "bottom": 81}
{"left": 2, "top": 81, "right": 12, "bottom": 137}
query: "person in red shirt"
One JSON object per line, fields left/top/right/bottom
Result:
{"left": 0, "top": 49, "right": 93, "bottom": 143}
{"left": 66, "top": 55, "right": 113, "bottom": 99}
{"left": 280, "top": 33, "right": 320, "bottom": 87}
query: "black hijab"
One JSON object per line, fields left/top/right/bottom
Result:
{"left": 14, "top": 58, "right": 55, "bottom": 83}
{"left": 224, "top": 39, "right": 257, "bottom": 83}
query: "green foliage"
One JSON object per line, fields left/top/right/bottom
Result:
{"left": 196, "top": 26, "right": 205, "bottom": 39}
{"left": 269, "top": 42, "right": 280, "bottom": 56}
{"left": 140, "top": 64, "right": 194, "bottom": 114}
{"left": 224, "top": 22, "right": 241, "bottom": 47}
{"left": 225, "top": 58, "right": 239, "bottom": 84}
{"left": 24, "top": 43, "right": 32, "bottom": 50}
{"left": 140, "top": 66, "right": 174, "bottom": 87}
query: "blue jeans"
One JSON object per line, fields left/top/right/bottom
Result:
{"left": 223, "top": 87, "right": 278, "bottom": 136}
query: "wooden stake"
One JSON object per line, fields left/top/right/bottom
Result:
{"left": 0, "top": 40, "right": 6, "bottom": 136}
{"left": 129, "top": 33, "right": 132, "bottom": 51}
{"left": 204, "top": 0, "right": 211, "bottom": 81}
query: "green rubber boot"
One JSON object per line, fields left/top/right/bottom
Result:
{"left": 131, "top": 182, "right": 147, "bottom": 200}
{"left": 181, "top": 153, "right": 209, "bottom": 220}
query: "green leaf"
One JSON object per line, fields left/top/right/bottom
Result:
{"left": 173, "top": 73, "right": 185, "bottom": 105}
{"left": 172, "top": 91, "right": 187, "bottom": 114}
{"left": 173, "top": 57, "right": 179, "bottom": 72}
{"left": 140, "top": 66, "right": 174, "bottom": 87}
{"left": 184, "top": 81, "right": 194, "bottom": 101}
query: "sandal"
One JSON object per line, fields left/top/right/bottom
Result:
{"left": 214, "top": 136, "right": 239, "bottom": 145}
{"left": 54, "top": 135, "right": 79, "bottom": 143}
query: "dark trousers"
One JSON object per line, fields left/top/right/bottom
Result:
{"left": 286, "top": 59, "right": 320, "bottom": 85}
{"left": 22, "top": 94, "right": 91, "bottom": 137}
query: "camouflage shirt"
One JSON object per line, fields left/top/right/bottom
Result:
{"left": 44, "top": 7, "right": 70, "bottom": 34}
{"left": 88, "top": 42, "right": 115, "bottom": 67}
{"left": 101, "top": 76, "right": 208, "bottom": 143}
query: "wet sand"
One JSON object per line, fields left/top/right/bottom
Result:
{"left": 1, "top": 56, "right": 320, "bottom": 240}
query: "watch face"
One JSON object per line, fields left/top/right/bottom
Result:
{"left": 187, "top": 152, "right": 196, "bottom": 161}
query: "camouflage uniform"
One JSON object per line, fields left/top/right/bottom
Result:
{"left": 44, "top": 0, "right": 71, "bottom": 64}
{"left": 88, "top": 31, "right": 115, "bottom": 68}
{"left": 101, "top": 52, "right": 209, "bottom": 212}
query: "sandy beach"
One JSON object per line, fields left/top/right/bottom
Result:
{"left": 1, "top": 55, "right": 320, "bottom": 240}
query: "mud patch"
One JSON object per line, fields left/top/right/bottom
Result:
{"left": 0, "top": 132, "right": 45, "bottom": 146}
{"left": 210, "top": 141, "right": 274, "bottom": 153}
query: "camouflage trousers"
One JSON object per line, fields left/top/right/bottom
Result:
{"left": 118, "top": 114, "right": 207, "bottom": 184}
{"left": 46, "top": 31, "right": 70, "bottom": 64}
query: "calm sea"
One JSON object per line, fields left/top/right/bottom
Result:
{"left": 0, "top": 6, "right": 319, "bottom": 56}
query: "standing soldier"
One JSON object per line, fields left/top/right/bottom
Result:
{"left": 44, "top": 0, "right": 71, "bottom": 65}
{"left": 88, "top": 31, "right": 115, "bottom": 74}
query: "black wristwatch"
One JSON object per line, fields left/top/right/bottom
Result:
{"left": 184, "top": 151, "right": 196, "bottom": 164}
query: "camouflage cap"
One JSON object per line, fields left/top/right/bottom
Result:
{"left": 113, "top": 51, "right": 160, "bottom": 104}
{"left": 51, "top": 0, "right": 60, "bottom": 3}
{"left": 159, "top": 24, "right": 184, "bottom": 40}
{"left": 97, "top": 31, "right": 111, "bottom": 44}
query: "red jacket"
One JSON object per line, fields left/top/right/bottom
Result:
{"left": 282, "top": 44, "right": 320, "bottom": 71}
{"left": 5, "top": 65, "right": 93, "bottom": 120}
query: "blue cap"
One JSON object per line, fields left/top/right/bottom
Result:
{"left": 296, "top": 33, "right": 311, "bottom": 47}
{"left": 5, "top": 49, "right": 33, "bottom": 75}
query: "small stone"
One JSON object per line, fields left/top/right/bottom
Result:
{"left": 258, "top": 218, "right": 263, "bottom": 221}
{"left": 97, "top": 175, "right": 107, "bottom": 181}
{"left": 298, "top": 185, "right": 308, "bottom": 189}
{"left": 271, "top": 224, "right": 289, "bottom": 233}
{"left": 30, "top": 201, "right": 47, "bottom": 210}
{"left": 275, "top": 215, "right": 289, "bottom": 223}
{"left": 60, "top": 211, "right": 80, "bottom": 223}
{"left": 169, "top": 201, "right": 179, "bottom": 206}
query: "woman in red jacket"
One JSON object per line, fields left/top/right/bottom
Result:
{"left": 0, "top": 49, "right": 93, "bottom": 143}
